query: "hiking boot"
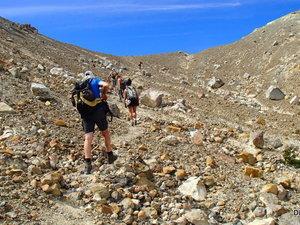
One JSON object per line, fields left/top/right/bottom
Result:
{"left": 83, "top": 162, "right": 92, "bottom": 174}
{"left": 131, "top": 120, "right": 134, "bottom": 126}
{"left": 107, "top": 152, "right": 118, "bottom": 164}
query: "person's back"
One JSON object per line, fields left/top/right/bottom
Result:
{"left": 124, "top": 79, "right": 139, "bottom": 126}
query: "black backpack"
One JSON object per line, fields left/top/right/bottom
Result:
{"left": 74, "top": 78, "right": 95, "bottom": 102}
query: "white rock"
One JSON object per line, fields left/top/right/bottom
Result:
{"left": 161, "top": 135, "right": 179, "bottom": 146}
{"left": 248, "top": 218, "right": 275, "bottom": 225}
{"left": 0, "top": 102, "right": 15, "bottom": 114}
{"left": 290, "top": 96, "right": 299, "bottom": 105}
{"left": 140, "top": 89, "right": 164, "bottom": 108}
{"left": 37, "top": 64, "right": 45, "bottom": 71}
{"left": 207, "top": 77, "right": 224, "bottom": 89}
{"left": 184, "top": 209, "right": 209, "bottom": 225}
{"left": 178, "top": 177, "right": 207, "bottom": 201}
{"left": 266, "top": 86, "right": 285, "bottom": 100}
{"left": 50, "top": 67, "right": 64, "bottom": 76}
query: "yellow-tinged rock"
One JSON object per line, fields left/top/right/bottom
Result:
{"left": 160, "top": 153, "right": 170, "bottom": 161}
{"left": 149, "top": 189, "right": 158, "bottom": 198}
{"left": 54, "top": 119, "right": 67, "bottom": 127}
{"left": 175, "top": 169, "right": 187, "bottom": 180}
{"left": 192, "top": 130, "right": 203, "bottom": 146}
{"left": 163, "top": 166, "right": 176, "bottom": 174}
{"left": 98, "top": 204, "right": 113, "bottom": 214}
{"left": 244, "top": 166, "right": 262, "bottom": 178}
{"left": 110, "top": 203, "right": 120, "bottom": 214}
{"left": 138, "top": 210, "right": 147, "bottom": 220}
{"left": 237, "top": 151, "right": 257, "bottom": 165}
{"left": 138, "top": 144, "right": 148, "bottom": 151}
{"left": 45, "top": 101, "right": 51, "bottom": 106}
{"left": 256, "top": 117, "right": 266, "bottom": 126}
{"left": 41, "top": 184, "right": 51, "bottom": 193}
{"left": 166, "top": 125, "right": 181, "bottom": 133}
{"left": 206, "top": 156, "right": 216, "bottom": 167}
{"left": 194, "top": 122, "right": 204, "bottom": 129}
{"left": 51, "top": 183, "right": 61, "bottom": 196}
{"left": 279, "top": 178, "right": 291, "bottom": 189}
{"left": 261, "top": 184, "right": 278, "bottom": 195}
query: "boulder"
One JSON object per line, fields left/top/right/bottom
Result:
{"left": 0, "top": 102, "right": 15, "bottom": 114}
{"left": 140, "top": 89, "right": 164, "bottom": 107}
{"left": 261, "top": 184, "right": 278, "bottom": 195}
{"left": 278, "top": 212, "right": 300, "bottom": 225}
{"left": 30, "top": 83, "right": 53, "bottom": 101}
{"left": 178, "top": 177, "right": 207, "bottom": 201}
{"left": 207, "top": 77, "right": 224, "bottom": 89}
{"left": 266, "top": 86, "right": 285, "bottom": 100}
{"left": 184, "top": 209, "right": 209, "bottom": 225}
{"left": 50, "top": 67, "right": 64, "bottom": 76}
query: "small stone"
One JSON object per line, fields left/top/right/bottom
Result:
{"left": 178, "top": 177, "right": 207, "bottom": 201}
{"left": 253, "top": 207, "right": 266, "bottom": 217}
{"left": 266, "top": 86, "right": 285, "bottom": 100}
{"left": 163, "top": 166, "right": 176, "bottom": 174}
{"left": 259, "top": 193, "right": 278, "bottom": 206}
{"left": 261, "top": 184, "right": 278, "bottom": 195}
{"left": 166, "top": 125, "right": 182, "bottom": 133}
{"left": 278, "top": 178, "right": 291, "bottom": 189}
{"left": 277, "top": 185, "right": 287, "bottom": 200}
{"left": 175, "top": 169, "right": 187, "bottom": 180}
{"left": 290, "top": 96, "right": 299, "bottom": 105}
{"left": 266, "top": 204, "right": 287, "bottom": 217}
{"left": 54, "top": 119, "right": 67, "bottom": 127}
{"left": 278, "top": 212, "right": 300, "bottom": 225}
{"left": 138, "top": 210, "right": 147, "bottom": 220}
{"left": 208, "top": 77, "right": 224, "bottom": 89}
{"left": 0, "top": 102, "right": 15, "bottom": 114}
{"left": 238, "top": 151, "right": 257, "bottom": 165}
{"left": 138, "top": 144, "right": 148, "bottom": 151}
{"left": 251, "top": 131, "right": 264, "bottom": 149}
{"left": 206, "top": 156, "right": 215, "bottom": 167}
{"left": 191, "top": 130, "right": 203, "bottom": 146}
{"left": 244, "top": 166, "right": 262, "bottom": 177}
{"left": 184, "top": 209, "right": 209, "bottom": 225}
{"left": 123, "top": 214, "right": 134, "bottom": 224}
{"left": 98, "top": 204, "right": 113, "bottom": 214}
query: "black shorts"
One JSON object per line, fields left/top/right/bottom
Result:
{"left": 81, "top": 106, "right": 108, "bottom": 133}
{"left": 128, "top": 98, "right": 139, "bottom": 107}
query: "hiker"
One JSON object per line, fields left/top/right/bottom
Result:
{"left": 108, "top": 70, "right": 118, "bottom": 95}
{"left": 117, "top": 74, "right": 126, "bottom": 102}
{"left": 123, "top": 78, "right": 139, "bottom": 126}
{"left": 70, "top": 71, "right": 118, "bottom": 174}
{"left": 138, "top": 61, "right": 143, "bottom": 70}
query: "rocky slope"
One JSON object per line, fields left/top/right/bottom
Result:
{"left": 0, "top": 11, "right": 299, "bottom": 225}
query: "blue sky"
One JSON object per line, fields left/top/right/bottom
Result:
{"left": 0, "top": 1, "right": 299, "bottom": 56}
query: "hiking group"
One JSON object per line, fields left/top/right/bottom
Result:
{"left": 70, "top": 70, "right": 139, "bottom": 174}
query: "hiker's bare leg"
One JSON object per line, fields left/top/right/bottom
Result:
{"left": 84, "top": 132, "right": 94, "bottom": 159}
{"left": 133, "top": 106, "right": 137, "bottom": 119}
{"left": 101, "top": 129, "right": 112, "bottom": 152}
{"left": 129, "top": 107, "right": 134, "bottom": 121}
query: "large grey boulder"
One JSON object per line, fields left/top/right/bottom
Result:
{"left": 140, "top": 89, "right": 164, "bottom": 108}
{"left": 30, "top": 83, "right": 53, "bottom": 101}
{"left": 248, "top": 218, "right": 275, "bottom": 225}
{"left": 266, "top": 86, "right": 285, "bottom": 100}
{"left": 178, "top": 177, "right": 207, "bottom": 201}
{"left": 207, "top": 77, "right": 224, "bottom": 89}
{"left": 0, "top": 102, "right": 15, "bottom": 114}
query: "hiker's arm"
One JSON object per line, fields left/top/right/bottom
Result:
{"left": 99, "top": 81, "right": 109, "bottom": 100}
{"left": 69, "top": 90, "right": 76, "bottom": 107}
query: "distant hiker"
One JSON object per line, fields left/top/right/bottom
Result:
{"left": 70, "top": 71, "right": 117, "bottom": 174}
{"left": 123, "top": 78, "right": 139, "bottom": 126}
{"left": 138, "top": 61, "right": 143, "bottom": 70}
{"left": 108, "top": 71, "right": 118, "bottom": 95}
{"left": 117, "top": 74, "right": 127, "bottom": 102}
